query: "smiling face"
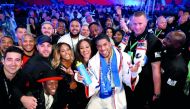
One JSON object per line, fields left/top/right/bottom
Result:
{"left": 21, "top": 34, "right": 35, "bottom": 53}
{"left": 89, "top": 24, "right": 101, "bottom": 38}
{"left": 96, "top": 38, "right": 112, "bottom": 59}
{"left": 37, "top": 42, "right": 52, "bottom": 58}
{"left": 60, "top": 44, "right": 73, "bottom": 61}
{"left": 69, "top": 20, "right": 81, "bottom": 37}
{"left": 0, "top": 37, "right": 13, "bottom": 52}
{"left": 43, "top": 80, "right": 58, "bottom": 95}
{"left": 79, "top": 40, "right": 92, "bottom": 60}
{"left": 80, "top": 25, "right": 90, "bottom": 37}
{"left": 106, "top": 28, "right": 113, "bottom": 38}
{"left": 131, "top": 15, "right": 147, "bottom": 36}
{"left": 3, "top": 52, "right": 22, "bottom": 80}
{"left": 41, "top": 23, "right": 53, "bottom": 37}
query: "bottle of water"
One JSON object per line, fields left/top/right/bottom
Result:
{"left": 76, "top": 61, "right": 92, "bottom": 85}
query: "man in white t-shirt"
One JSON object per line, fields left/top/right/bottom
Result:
{"left": 57, "top": 19, "right": 86, "bottom": 52}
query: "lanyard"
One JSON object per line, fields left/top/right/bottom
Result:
{"left": 129, "top": 34, "right": 147, "bottom": 51}
{"left": 4, "top": 79, "right": 11, "bottom": 99}
{"left": 155, "top": 29, "right": 162, "bottom": 37}
{"left": 130, "top": 41, "right": 138, "bottom": 51}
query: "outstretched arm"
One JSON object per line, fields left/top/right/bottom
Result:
{"left": 151, "top": 61, "right": 161, "bottom": 101}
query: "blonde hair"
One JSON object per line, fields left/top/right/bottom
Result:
{"left": 133, "top": 11, "right": 147, "bottom": 19}
{"left": 51, "top": 43, "right": 74, "bottom": 69}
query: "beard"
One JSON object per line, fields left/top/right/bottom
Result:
{"left": 70, "top": 31, "right": 80, "bottom": 38}
{"left": 23, "top": 48, "right": 35, "bottom": 53}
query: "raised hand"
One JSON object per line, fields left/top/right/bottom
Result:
{"left": 120, "top": 18, "right": 129, "bottom": 33}
{"left": 60, "top": 66, "right": 74, "bottom": 75}
{"left": 115, "top": 5, "right": 122, "bottom": 16}
{"left": 128, "top": 61, "right": 140, "bottom": 73}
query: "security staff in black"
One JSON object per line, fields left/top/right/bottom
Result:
{"left": 161, "top": 30, "right": 188, "bottom": 109}
{"left": 123, "top": 11, "right": 162, "bottom": 109}
{"left": 153, "top": 15, "right": 170, "bottom": 40}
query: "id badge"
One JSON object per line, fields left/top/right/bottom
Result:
{"left": 128, "top": 51, "right": 134, "bottom": 59}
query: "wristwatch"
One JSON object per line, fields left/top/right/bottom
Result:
{"left": 154, "top": 93, "right": 160, "bottom": 98}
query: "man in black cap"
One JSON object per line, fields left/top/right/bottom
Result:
{"left": 33, "top": 69, "right": 63, "bottom": 109}
{"left": 14, "top": 35, "right": 53, "bottom": 109}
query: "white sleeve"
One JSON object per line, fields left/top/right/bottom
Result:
{"left": 122, "top": 52, "right": 140, "bottom": 89}
{"left": 86, "top": 59, "right": 100, "bottom": 97}
{"left": 122, "top": 53, "right": 132, "bottom": 88}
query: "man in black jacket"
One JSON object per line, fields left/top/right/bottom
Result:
{"left": 161, "top": 30, "right": 188, "bottom": 109}
{"left": 14, "top": 35, "right": 53, "bottom": 109}
{"left": 124, "top": 11, "right": 162, "bottom": 109}
{"left": 33, "top": 69, "right": 63, "bottom": 109}
{"left": 0, "top": 46, "right": 23, "bottom": 109}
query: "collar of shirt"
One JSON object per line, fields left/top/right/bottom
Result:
{"left": 44, "top": 93, "right": 54, "bottom": 109}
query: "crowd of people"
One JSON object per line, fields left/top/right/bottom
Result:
{"left": 0, "top": 3, "right": 190, "bottom": 109}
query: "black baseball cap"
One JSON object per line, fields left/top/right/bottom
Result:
{"left": 36, "top": 35, "right": 52, "bottom": 45}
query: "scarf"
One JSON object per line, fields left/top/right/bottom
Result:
{"left": 99, "top": 48, "right": 120, "bottom": 98}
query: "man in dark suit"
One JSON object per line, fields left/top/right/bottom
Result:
{"left": 33, "top": 69, "right": 63, "bottom": 109}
